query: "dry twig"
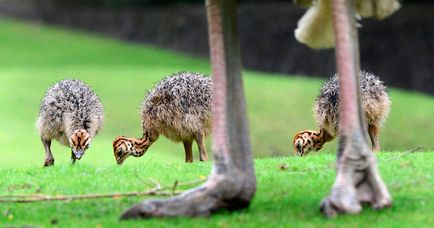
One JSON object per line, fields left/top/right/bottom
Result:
{"left": 0, "top": 178, "right": 205, "bottom": 203}
{"left": 383, "top": 146, "right": 425, "bottom": 162}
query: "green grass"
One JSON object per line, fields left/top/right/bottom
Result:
{"left": 1, "top": 153, "right": 433, "bottom": 227}
{"left": 0, "top": 18, "right": 434, "bottom": 226}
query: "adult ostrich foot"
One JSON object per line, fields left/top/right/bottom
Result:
{"left": 120, "top": 168, "right": 254, "bottom": 219}
{"left": 320, "top": 133, "right": 392, "bottom": 218}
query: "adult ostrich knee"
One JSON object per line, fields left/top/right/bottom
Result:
{"left": 121, "top": 0, "right": 398, "bottom": 219}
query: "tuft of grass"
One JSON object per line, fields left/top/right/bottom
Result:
{"left": 1, "top": 153, "right": 433, "bottom": 227}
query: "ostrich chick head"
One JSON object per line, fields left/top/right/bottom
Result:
{"left": 70, "top": 129, "right": 91, "bottom": 160}
{"left": 112, "top": 136, "right": 150, "bottom": 165}
{"left": 292, "top": 130, "right": 325, "bottom": 157}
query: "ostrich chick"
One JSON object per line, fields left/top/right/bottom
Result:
{"left": 293, "top": 71, "right": 390, "bottom": 156}
{"left": 113, "top": 72, "right": 212, "bottom": 164}
{"left": 37, "top": 79, "right": 104, "bottom": 166}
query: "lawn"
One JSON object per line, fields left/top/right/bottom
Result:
{"left": 0, "top": 19, "right": 433, "bottom": 227}
{"left": 1, "top": 154, "right": 433, "bottom": 227}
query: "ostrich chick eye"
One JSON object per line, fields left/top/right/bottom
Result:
{"left": 296, "top": 144, "right": 301, "bottom": 150}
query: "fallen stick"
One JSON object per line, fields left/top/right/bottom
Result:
{"left": 383, "top": 146, "right": 425, "bottom": 162}
{"left": 0, "top": 178, "right": 205, "bottom": 203}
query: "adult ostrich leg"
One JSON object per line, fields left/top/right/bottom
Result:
{"left": 320, "top": 0, "right": 392, "bottom": 217}
{"left": 120, "top": 0, "right": 255, "bottom": 219}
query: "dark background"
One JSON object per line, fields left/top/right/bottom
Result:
{"left": 0, "top": 0, "right": 433, "bottom": 95}
{"left": 17, "top": 0, "right": 432, "bottom": 8}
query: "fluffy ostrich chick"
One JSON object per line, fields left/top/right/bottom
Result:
{"left": 293, "top": 71, "right": 390, "bottom": 156}
{"left": 113, "top": 72, "right": 212, "bottom": 164}
{"left": 37, "top": 79, "right": 104, "bottom": 166}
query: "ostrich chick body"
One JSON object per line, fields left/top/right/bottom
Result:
{"left": 37, "top": 79, "right": 104, "bottom": 166}
{"left": 113, "top": 72, "right": 212, "bottom": 164}
{"left": 293, "top": 71, "right": 390, "bottom": 156}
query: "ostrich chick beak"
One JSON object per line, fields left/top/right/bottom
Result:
{"left": 116, "top": 155, "right": 127, "bottom": 165}
{"left": 73, "top": 149, "right": 85, "bottom": 160}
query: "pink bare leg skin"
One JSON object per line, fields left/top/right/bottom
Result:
{"left": 120, "top": 0, "right": 255, "bottom": 219}
{"left": 320, "top": 0, "right": 391, "bottom": 218}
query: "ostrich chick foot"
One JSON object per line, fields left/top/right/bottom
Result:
{"left": 44, "top": 158, "right": 54, "bottom": 167}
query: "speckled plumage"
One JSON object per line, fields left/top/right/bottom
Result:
{"left": 314, "top": 71, "right": 390, "bottom": 136}
{"left": 142, "top": 72, "right": 212, "bottom": 141}
{"left": 37, "top": 79, "right": 104, "bottom": 165}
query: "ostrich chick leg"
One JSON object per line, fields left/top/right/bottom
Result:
{"left": 120, "top": 0, "right": 255, "bottom": 219}
{"left": 183, "top": 140, "right": 193, "bottom": 163}
{"left": 42, "top": 139, "right": 54, "bottom": 167}
{"left": 368, "top": 124, "right": 381, "bottom": 152}
{"left": 195, "top": 129, "right": 209, "bottom": 161}
{"left": 71, "top": 151, "right": 77, "bottom": 165}
{"left": 320, "top": 0, "right": 391, "bottom": 217}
